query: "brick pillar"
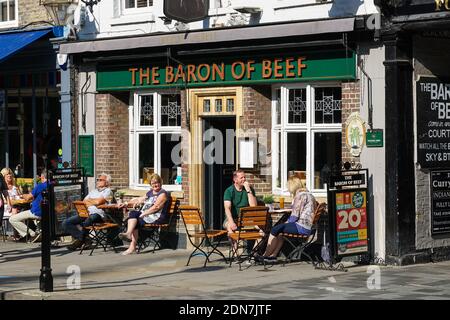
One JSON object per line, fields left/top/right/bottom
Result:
{"left": 241, "top": 86, "right": 272, "bottom": 197}
{"left": 95, "top": 93, "right": 129, "bottom": 189}
{"left": 341, "top": 81, "right": 361, "bottom": 164}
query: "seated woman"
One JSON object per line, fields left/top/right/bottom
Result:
{"left": 260, "top": 175, "right": 316, "bottom": 261}
{"left": 118, "top": 173, "right": 169, "bottom": 255}
{"left": 1, "top": 168, "right": 23, "bottom": 217}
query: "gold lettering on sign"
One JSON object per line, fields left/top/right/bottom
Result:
{"left": 436, "top": 0, "right": 450, "bottom": 10}
{"left": 139, "top": 68, "right": 150, "bottom": 85}
{"left": 297, "top": 57, "right": 307, "bottom": 77}
{"left": 166, "top": 66, "right": 174, "bottom": 83}
{"left": 152, "top": 67, "right": 160, "bottom": 85}
{"left": 231, "top": 61, "right": 245, "bottom": 80}
{"left": 212, "top": 63, "right": 225, "bottom": 81}
{"left": 197, "top": 64, "right": 211, "bottom": 82}
{"left": 187, "top": 64, "right": 197, "bottom": 82}
{"left": 262, "top": 60, "right": 272, "bottom": 78}
{"left": 129, "top": 68, "right": 138, "bottom": 86}
{"left": 285, "top": 58, "right": 295, "bottom": 77}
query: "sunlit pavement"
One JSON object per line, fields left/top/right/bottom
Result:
{"left": 1, "top": 241, "right": 450, "bottom": 300}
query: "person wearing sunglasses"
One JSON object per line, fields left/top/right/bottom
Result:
{"left": 63, "top": 173, "right": 113, "bottom": 251}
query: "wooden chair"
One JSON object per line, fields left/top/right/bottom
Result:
{"left": 72, "top": 200, "right": 120, "bottom": 256}
{"left": 137, "top": 195, "right": 180, "bottom": 253}
{"left": 280, "top": 202, "right": 327, "bottom": 265}
{"left": 228, "top": 206, "right": 270, "bottom": 270}
{"left": 179, "top": 205, "right": 228, "bottom": 267}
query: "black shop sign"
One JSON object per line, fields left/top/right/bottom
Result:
{"left": 417, "top": 77, "right": 450, "bottom": 169}
{"left": 430, "top": 171, "right": 450, "bottom": 235}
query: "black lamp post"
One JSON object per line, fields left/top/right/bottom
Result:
{"left": 39, "top": 154, "right": 53, "bottom": 292}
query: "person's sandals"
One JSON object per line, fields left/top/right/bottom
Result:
{"left": 118, "top": 233, "right": 132, "bottom": 242}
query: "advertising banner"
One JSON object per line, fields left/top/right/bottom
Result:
{"left": 430, "top": 170, "right": 450, "bottom": 234}
{"left": 335, "top": 190, "right": 368, "bottom": 255}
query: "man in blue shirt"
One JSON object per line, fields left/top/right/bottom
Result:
{"left": 9, "top": 171, "right": 48, "bottom": 242}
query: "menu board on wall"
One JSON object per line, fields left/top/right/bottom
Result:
{"left": 417, "top": 77, "right": 450, "bottom": 169}
{"left": 78, "top": 135, "right": 94, "bottom": 177}
{"left": 334, "top": 190, "right": 368, "bottom": 256}
{"left": 430, "top": 171, "right": 450, "bottom": 235}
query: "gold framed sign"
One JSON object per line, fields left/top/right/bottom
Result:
{"left": 345, "top": 112, "right": 366, "bottom": 157}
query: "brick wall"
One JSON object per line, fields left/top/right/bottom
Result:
{"left": 18, "top": 0, "right": 51, "bottom": 28}
{"left": 241, "top": 86, "right": 272, "bottom": 197}
{"left": 180, "top": 90, "right": 190, "bottom": 205}
{"left": 341, "top": 81, "right": 362, "bottom": 164}
{"left": 95, "top": 93, "right": 129, "bottom": 189}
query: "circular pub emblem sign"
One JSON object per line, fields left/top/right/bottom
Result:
{"left": 345, "top": 112, "right": 366, "bottom": 157}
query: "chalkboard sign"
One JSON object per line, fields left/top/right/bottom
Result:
{"left": 78, "top": 135, "right": 94, "bottom": 177}
{"left": 417, "top": 77, "right": 450, "bottom": 169}
{"left": 430, "top": 170, "right": 450, "bottom": 235}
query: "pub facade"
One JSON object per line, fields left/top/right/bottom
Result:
{"left": 61, "top": 1, "right": 389, "bottom": 255}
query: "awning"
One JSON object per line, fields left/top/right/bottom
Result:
{"left": 0, "top": 28, "right": 52, "bottom": 63}
{"left": 60, "top": 17, "right": 355, "bottom": 55}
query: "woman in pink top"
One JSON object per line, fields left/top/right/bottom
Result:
{"left": 261, "top": 176, "right": 316, "bottom": 261}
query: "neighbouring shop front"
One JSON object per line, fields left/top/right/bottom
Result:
{"left": 378, "top": 0, "right": 450, "bottom": 264}
{"left": 62, "top": 18, "right": 369, "bottom": 248}
{"left": 0, "top": 27, "right": 63, "bottom": 180}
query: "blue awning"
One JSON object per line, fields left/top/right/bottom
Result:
{"left": 0, "top": 29, "right": 52, "bottom": 63}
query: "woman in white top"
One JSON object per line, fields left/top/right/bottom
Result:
{"left": 0, "top": 167, "right": 22, "bottom": 217}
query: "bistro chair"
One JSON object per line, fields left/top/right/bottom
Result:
{"left": 137, "top": 195, "right": 180, "bottom": 253}
{"left": 228, "top": 206, "right": 270, "bottom": 271}
{"left": 280, "top": 202, "right": 327, "bottom": 266}
{"left": 179, "top": 205, "right": 228, "bottom": 267}
{"left": 72, "top": 201, "right": 120, "bottom": 256}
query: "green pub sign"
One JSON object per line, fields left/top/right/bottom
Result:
{"left": 366, "top": 129, "right": 383, "bottom": 148}
{"left": 78, "top": 135, "right": 94, "bottom": 177}
{"left": 97, "top": 50, "right": 356, "bottom": 91}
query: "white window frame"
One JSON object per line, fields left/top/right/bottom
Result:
{"left": 272, "top": 82, "right": 342, "bottom": 197}
{"left": 0, "top": 0, "right": 18, "bottom": 29}
{"left": 122, "top": 0, "right": 154, "bottom": 15}
{"left": 130, "top": 91, "right": 182, "bottom": 191}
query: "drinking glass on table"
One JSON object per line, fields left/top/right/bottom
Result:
{"left": 105, "top": 195, "right": 113, "bottom": 204}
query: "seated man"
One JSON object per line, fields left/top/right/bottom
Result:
{"left": 9, "top": 171, "right": 48, "bottom": 242}
{"left": 224, "top": 169, "right": 257, "bottom": 254}
{"left": 63, "top": 173, "right": 113, "bottom": 250}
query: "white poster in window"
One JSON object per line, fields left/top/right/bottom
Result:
{"left": 239, "top": 139, "right": 255, "bottom": 168}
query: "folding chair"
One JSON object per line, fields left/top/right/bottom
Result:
{"left": 72, "top": 201, "right": 120, "bottom": 256}
{"left": 280, "top": 202, "right": 327, "bottom": 266}
{"left": 137, "top": 196, "right": 180, "bottom": 253}
{"left": 179, "top": 205, "right": 228, "bottom": 267}
{"left": 228, "top": 206, "right": 269, "bottom": 270}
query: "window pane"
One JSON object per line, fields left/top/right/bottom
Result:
{"left": 139, "top": 134, "right": 154, "bottom": 184}
{"left": 215, "top": 99, "right": 222, "bottom": 112}
{"left": 274, "top": 131, "right": 281, "bottom": 188}
{"left": 275, "top": 89, "right": 281, "bottom": 125}
{"left": 314, "top": 132, "right": 341, "bottom": 189}
{"left": 288, "top": 88, "right": 306, "bottom": 124}
{"left": 125, "top": 0, "right": 135, "bottom": 9}
{"left": 160, "top": 94, "right": 181, "bottom": 127}
{"left": 287, "top": 132, "right": 306, "bottom": 184}
{"left": 161, "top": 133, "right": 181, "bottom": 185}
{"left": 314, "top": 87, "right": 342, "bottom": 124}
{"left": 9, "top": 0, "right": 14, "bottom": 20}
{"left": 203, "top": 99, "right": 210, "bottom": 112}
{"left": 140, "top": 95, "right": 154, "bottom": 126}
{"left": 1, "top": 2, "right": 7, "bottom": 21}
{"left": 226, "top": 98, "right": 234, "bottom": 112}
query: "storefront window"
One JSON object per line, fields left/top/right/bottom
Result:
{"left": 132, "top": 92, "right": 181, "bottom": 190}
{"left": 0, "top": 0, "right": 16, "bottom": 23}
{"left": 125, "top": 0, "right": 153, "bottom": 9}
{"left": 273, "top": 85, "right": 342, "bottom": 193}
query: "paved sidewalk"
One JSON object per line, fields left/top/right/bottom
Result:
{"left": 1, "top": 241, "right": 450, "bottom": 300}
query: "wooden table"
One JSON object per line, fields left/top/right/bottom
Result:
{"left": 269, "top": 208, "right": 292, "bottom": 227}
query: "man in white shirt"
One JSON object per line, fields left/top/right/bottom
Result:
{"left": 63, "top": 173, "right": 113, "bottom": 250}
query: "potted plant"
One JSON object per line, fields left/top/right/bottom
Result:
{"left": 263, "top": 194, "right": 275, "bottom": 211}
{"left": 17, "top": 180, "right": 30, "bottom": 194}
